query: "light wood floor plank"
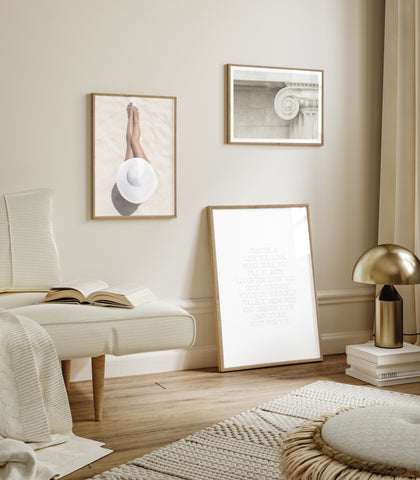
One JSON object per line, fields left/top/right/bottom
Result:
{"left": 62, "top": 354, "right": 419, "bottom": 479}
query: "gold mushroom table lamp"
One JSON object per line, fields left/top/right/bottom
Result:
{"left": 352, "top": 244, "right": 420, "bottom": 348}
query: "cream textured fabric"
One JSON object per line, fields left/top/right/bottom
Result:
{"left": 0, "top": 195, "right": 12, "bottom": 290}
{"left": 87, "top": 381, "right": 420, "bottom": 480}
{"left": 8, "top": 300, "right": 196, "bottom": 359}
{"left": 0, "top": 189, "right": 63, "bottom": 292}
{"left": 378, "top": 0, "right": 420, "bottom": 343}
{"left": 322, "top": 406, "right": 420, "bottom": 471}
{"left": 0, "top": 292, "right": 47, "bottom": 310}
{"left": 0, "top": 311, "right": 72, "bottom": 442}
{"left": 0, "top": 310, "right": 112, "bottom": 479}
{"left": 0, "top": 438, "right": 56, "bottom": 480}
{"left": 0, "top": 310, "right": 72, "bottom": 479}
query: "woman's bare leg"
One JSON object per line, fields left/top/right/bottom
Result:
{"left": 125, "top": 103, "right": 134, "bottom": 161}
{"left": 131, "top": 106, "right": 149, "bottom": 163}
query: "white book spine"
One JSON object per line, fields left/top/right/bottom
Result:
{"left": 346, "top": 342, "right": 420, "bottom": 365}
{"left": 376, "top": 370, "right": 420, "bottom": 379}
{"left": 346, "top": 354, "right": 420, "bottom": 376}
{"left": 346, "top": 367, "right": 420, "bottom": 386}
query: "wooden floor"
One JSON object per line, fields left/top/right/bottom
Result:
{"left": 63, "top": 354, "right": 419, "bottom": 479}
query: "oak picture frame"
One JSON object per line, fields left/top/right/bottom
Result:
{"left": 226, "top": 64, "right": 324, "bottom": 146}
{"left": 91, "top": 93, "right": 177, "bottom": 219}
{"left": 208, "top": 205, "right": 322, "bottom": 372}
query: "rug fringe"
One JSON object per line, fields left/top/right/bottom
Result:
{"left": 280, "top": 415, "right": 420, "bottom": 480}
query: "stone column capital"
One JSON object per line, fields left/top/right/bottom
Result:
{"left": 274, "top": 85, "right": 319, "bottom": 121}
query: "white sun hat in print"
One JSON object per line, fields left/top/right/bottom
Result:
{"left": 116, "top": 157, "right": 158, "bottom": 204}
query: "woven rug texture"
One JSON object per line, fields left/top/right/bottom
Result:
{"left": 88, "top": 380, "right": 420, "bottom": 480}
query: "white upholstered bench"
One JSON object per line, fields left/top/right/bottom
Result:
{"left": 0, "top": 189, "right": 196, "bottom": 421}
{"left": 0, "top": 292, "right": 195, "bottom": 421}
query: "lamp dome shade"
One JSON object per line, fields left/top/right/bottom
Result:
{"left": 352, "top": 244, "right": 420, "bottom": 285}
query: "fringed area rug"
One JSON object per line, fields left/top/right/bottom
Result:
{"left": 88, "top": 381, "right": 420, "bottom": 480}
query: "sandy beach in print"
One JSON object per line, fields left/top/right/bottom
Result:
{"left": 93, "top": 94, "right": 176, "bottom": 217}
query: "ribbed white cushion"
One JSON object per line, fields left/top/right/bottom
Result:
{"left": 0, "top": 197, "right": 12, "bottom": 290}
{"left": 9, "top": 301, "right": 196, "bottom": 359}
{"left": 0, "top": 189, "right": 63, "bottom": 292}
{"left": 321, "top": 405, "right": 420, "bottom": 471}
{"left": 0, "top": 292, "right": 47, "bottom": 310}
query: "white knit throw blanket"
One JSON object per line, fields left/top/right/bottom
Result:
{"left": 0, "top": 310, "right": 73, "bottom": 480}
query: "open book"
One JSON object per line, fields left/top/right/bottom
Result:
{"left": 42, "top": 280, "right": 155, "bottom": 308}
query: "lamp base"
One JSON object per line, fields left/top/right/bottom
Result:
{"left": 375, "top": 285, "right": 403, "bottom": 348}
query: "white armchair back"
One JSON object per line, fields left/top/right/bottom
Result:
{"left": 0, "top": 189, "right": 63, "bottom": 292}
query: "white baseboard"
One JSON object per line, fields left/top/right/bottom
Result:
{"left": 317, "top": 287, "right": 374, "bottom": 305}
{"left": 320, "top": 330, "right": 372, "bottom": 355}
{"left": 69, "top": 288, "right": 375, "bottom": 382}
{"left": 70, "top": 332, "right": 372, "bottom": 382}
{"left": 70, "top": 346, "right": 218, "bottom": 382}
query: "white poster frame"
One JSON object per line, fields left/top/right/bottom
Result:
{"left": 208, "top": 205, "right": 322, "bottom": 372}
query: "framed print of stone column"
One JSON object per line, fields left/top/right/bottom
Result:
{"left": 226, "top": 64, "right": 323, "bottom": 146}
{"left": 91, "top": 93, "right": 176, "bottom": 219}
{"left": 208, "top": 205, "right": 322, "bottom": 372}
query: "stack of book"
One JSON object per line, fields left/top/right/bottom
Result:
{"left": 345, "top": 342, "right": 420, "bottom": 386}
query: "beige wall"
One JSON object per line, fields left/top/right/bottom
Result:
{"left": 0, "top": 0, "right": 385, "bottom": 370}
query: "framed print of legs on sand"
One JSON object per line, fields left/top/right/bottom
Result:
{"left": 91, "top": 93, "right": 176, "bottom": 219}
{"left": 227, "top": 64, "right": 323, "bottom": 146}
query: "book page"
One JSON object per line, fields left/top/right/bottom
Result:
{"left": 97, "top": 282, "right": 146, "bottom": 296}
{"left": 88, "top": 283, "right": 154, "bottom": 307}
{"left": 52, "top": 279, "right": 109, "bottom": 298}
{"left": 124, "top": 287, "right": 155, "bottom": 306}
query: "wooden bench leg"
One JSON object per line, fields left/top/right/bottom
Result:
{"left": 61, "top": 360, "right": 71, "bottom": 392}
{"left": 92, "top": 355, "right": 105, "bottom": 421}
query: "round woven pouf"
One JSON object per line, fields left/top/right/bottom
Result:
{"left": 280, "top": 406, "right": 420, "bottom": 479}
